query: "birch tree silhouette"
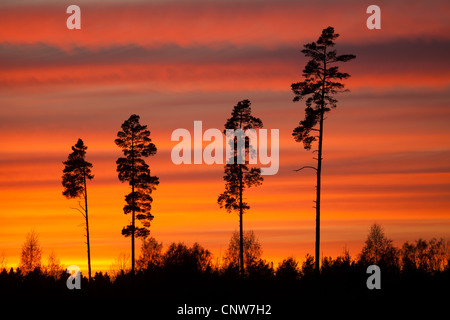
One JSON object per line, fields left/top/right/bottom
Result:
{"left": 115, "top": 114, "right": 159, "bottom": 275}
{"left": 19, "top": 230, "right": 42, "bottom": 274}
{"left": 291, "top": 27, "right": 355, "bottom": 273}
{"left": 223, "top": 230, "right": 262, "bottom": 270}
{"left": 218, "top": 99, "right": 263, "bottom": 278}
{"left": 62, "top": 138, "right": 94, "bottom": 281}
{"left": 360, "top": 223, "right": 399, "bottom": 270}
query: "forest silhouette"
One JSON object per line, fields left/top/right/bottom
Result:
{"left": 0, "top": 224, "right": 449, "bottom": 300}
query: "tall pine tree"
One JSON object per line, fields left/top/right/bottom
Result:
{"left": 218, "top": 99, "right": 263, "bottom": 278}
{"left": 62, "top": 138, "right": 94, "bottom": 281}
{"left": 115, "top": 114, "right": 159, "bottom": 275}
{"left": 291, "top": 27, "right": 355, "bottom": 273}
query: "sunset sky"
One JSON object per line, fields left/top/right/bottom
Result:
{"left": 1, "top": 0, "right": 449, "bottom": 272}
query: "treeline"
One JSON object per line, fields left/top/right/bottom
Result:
{"left": 1, "top": 225, "right": 448, "bottom": 300}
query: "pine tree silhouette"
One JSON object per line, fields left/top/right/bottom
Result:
{"left": 218, "top": 99, "right": 263, "bottom": 278}
{"left": 62, "top": 138, "right": 94, "bottom": 281}
{"left": 115, "top": 114, "right": 159, "bottom": 276}
{"left": 291, "top": 27, "right": 355, "bottom": 273}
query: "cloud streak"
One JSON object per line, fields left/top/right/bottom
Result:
{"left": 1, "top": 42, "right": 448, "bottom": 90}
{"left": 0, "top": 0, "right": 448, "bottom": 48}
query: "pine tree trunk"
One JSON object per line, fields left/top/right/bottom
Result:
{"left": 315, "top": 46, "right": 327, "bottom": 274}
{"left": 239, "top": 163, "right": 244, "bottom": 278}
{"left": 132, "top": 183, "right": 135, "bottom": 276}
{"left": 131, "top": 136, "right": 135, "bottom": 277}
{"left": 315, "top": 110, "right": 323, "bottom": 274}
{"left": 84, "top": 172, "right": 92, "bottom": 282}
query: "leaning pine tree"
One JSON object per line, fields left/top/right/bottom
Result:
{"left": 291, "top": 27, "right": 355, "bottom": 273}
{"left": 115, "top": 114, "right": 159, "bottom": 275}
{"left": 62, "top": 138, "right": 94, "bottom": 281}
{"left": 218, "top": 99, "right": 263, "bottom": 278}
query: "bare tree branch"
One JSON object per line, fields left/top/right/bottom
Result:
{"left": 294, "top": 166, "right": 318, "bottom": 172}
{"left": 70, "top": 207, "right": 86, "bottom": 219}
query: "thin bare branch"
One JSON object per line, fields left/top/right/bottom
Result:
{"left": 294, "top": 166, "right": 318, "bottom": 172}
{"left": 70, "top": 207, "right": 86, "bottom": 219}
{"left": 78, "top": 201, "right": 86, "bottom": 212}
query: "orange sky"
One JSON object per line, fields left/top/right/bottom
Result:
{"left": 1, "top": 0, "right": 449, "bottom": 272}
